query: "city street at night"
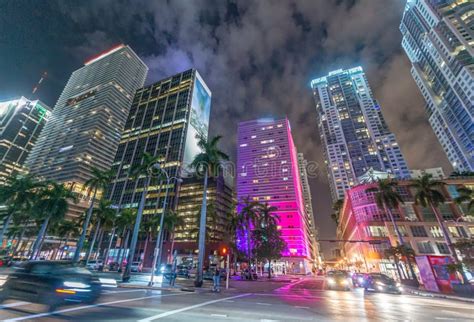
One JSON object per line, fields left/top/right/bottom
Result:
{"left": 0, "top": 277, "right": 472, "bottom": 321}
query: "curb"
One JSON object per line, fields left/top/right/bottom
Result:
{"left": 405, "top": 289, "right": 474, "bottom": 303}
{"left": 118, "top": 283, "right": 184, "bottom": 292}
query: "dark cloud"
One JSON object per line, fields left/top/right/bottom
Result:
{"left": 0, "top": 0, "right": 451, "bottom": 257}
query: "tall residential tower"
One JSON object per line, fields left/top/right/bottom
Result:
{"left": 0, "top": 97, "right": 51, "bottom": 184}
{"left": 400, "top": 0, "right": 473, "bottom": 171}
{"left": 237, "top": 118, "right": 313, "bottom": 273}
{"left": 311, "top": 67, "right": 410, "bottom": 201}
{"left": 26, "top": 45, "right": 148, "bottom": 218}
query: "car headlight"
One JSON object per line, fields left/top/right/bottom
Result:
{"left": 64, "top": 281, "right": 90, "bottom": 288}
{"left": 396, "top": 282, "right": 401, "bottom": 287}
{"left": 340, "top": 279, "right": 349, "bottom": 285}
{"left": 357, "top": 277, "right": 364, "bottom": 284}
{"left": 328, "top": 278, "right": 335, "bottom": 284}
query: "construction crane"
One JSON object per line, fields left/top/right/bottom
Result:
{"left": 32, "top": 71, "right": 48, "bottom": 95}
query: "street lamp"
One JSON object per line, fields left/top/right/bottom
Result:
{"left": 148, "top": 164, "right": 182, "bottom": 286}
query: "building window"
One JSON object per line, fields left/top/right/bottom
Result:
{"left": 417, "top": 241, "right": 434, "bottom": 254}
{"left": 367, "top": 226, "right": 388, "bottom": 237}
{"left": 436, "top": 242, "right": 450, "bottom": 255}
{"left": 410, "top": 226, "right": 428, "bottom": 237}
{"left": 429, "top": 226, "right": 444, "bottom": 238}
{"left": 448, "top": 226, "right": 468, "bottom": 238}
{"left": 403, "top": 205, "right": 418, "bottom": 221}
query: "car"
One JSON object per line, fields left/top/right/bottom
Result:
{"left": 326, "top": 270, "right": 352, "bottom": 291}
{"left": 176, "top": 265, "right": 190, "bottom": 278}
{"left": 130, "top": 261, "right": 143, "bottom": 272}
{"left": 86, "top": 260, "right": 104, "bottom": 271}
{"left": 0, "top": 261, "right": 102, "bottom": 311}
{"left": 364, "top": 273, "right": 402, "bottom": 294}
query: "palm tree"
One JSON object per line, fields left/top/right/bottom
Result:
{"left": 225, "top": 207, "right": 240, "bottom": 275}
{"left": 190, "top": 135, "right": 229, "bottom": 287}
{"left": 163, "top": 210, "right": 185, "bottom": 261}
{"left": 30, "top": 182, "right": 77, "bottom": 260}
{"left": 0, "top": 175, "right": 41, "bottom": 247}
{"left": 455, "top": 186, "right": 473, "bottom": 217}
{"left": 109, "top": 208, "right": 136, "bottom": 270}
{"left": 85, "top": 199, "right": 115, "bottom": 263}
{"left": 385, "top": 245, "right": 416, "bottom": 281}
{"left": 366, "top": 179, "right": 419, "bottom": 283}
{"left": 238, "top": 197, "right": 260, "bottom": 275}
{"left": 410, "top": 173, "right": 469, "bottom": 284}
{"left": 73, "top": 167, "right": 115, "bottom": 262}
{"left": 53, "top": 220, "right": 80, "bottom": 259}
{"left": 256, "top": 203, "right": 279, "bottom": 228}
{"left": 123, "top": 152, "right": 164, "bottom": 281}
{"left": 331, "top": 199, "right": 343, "bottom": 226}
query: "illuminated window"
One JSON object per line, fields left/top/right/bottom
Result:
{"left": 240, "top": 143, "right": 247, "bottom": 147}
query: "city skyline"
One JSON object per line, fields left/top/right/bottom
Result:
{"left": 0, "top": 1, "right": 456, "bottom": 257}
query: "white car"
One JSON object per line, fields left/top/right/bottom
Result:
{"left": 130, "top": 261, "right": 143, "bottom": 272}
{"left": 86, "top": 260, "right": 104, "bottom": 271}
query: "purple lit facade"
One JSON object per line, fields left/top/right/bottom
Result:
{"left": 236, "top": 118, "right": 312, "bottom": 273}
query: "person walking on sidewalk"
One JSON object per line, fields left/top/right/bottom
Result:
{"left": 212, "top": 268, "right": 221, "bottom": 292}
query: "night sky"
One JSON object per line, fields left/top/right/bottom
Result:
{"left": 0, "top": 0, "right": 452, "bottom": 257}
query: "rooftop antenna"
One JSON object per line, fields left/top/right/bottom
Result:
{"left": 32, "top": 71, "right": 48, "bottom": 95}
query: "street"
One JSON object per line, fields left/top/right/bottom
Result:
{"left": 0, "top": 277, "right": 472, "bottom": 321}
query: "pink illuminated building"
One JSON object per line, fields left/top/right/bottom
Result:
{"left": 236, "top": 118, "right": 313, "bottom": 273}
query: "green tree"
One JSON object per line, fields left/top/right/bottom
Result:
{"left": 410, "top": 173, "right": 469, "bottom": 284}
{"left": 30, "top": 182, "right": 77, "bottom": 259}
{"left": 123, "top": 152, "right": 164, "bottom": 281}
{"left": 331, "top": 199, "right": 343, "bottom": 226}
{"left": 257, "top": 203, "right": 279, "bottom": 228}
{"left": 238, "top": 197, "right": 260, "bottom": 274}
{"left": 163, "top": 210, "right": 185, "bottom": 260}
{"left": 252, "top": 222, "right": 286, "bottom": 279}
{"left": 190, "top": 135, "right": 229, "bottom": 287}
{"left": 0, "top": 175, "right": 42, "bottom": 247}
{"left": 73, "top": 167, "right": 115, "bottom": 262}
{"left": 455, "top": 186, "right": 474, "bottom": 217}
{"left": 384, "top": 245, "right": 416, "bottom": 281}
{"left": 51, "top": 220, "right": 80, "bottom": 259}
{"left": 86, "top": 199, "right": 115, "bottom": 263}
{"left": 109, "top": 208, "right": 136, "bottom": 269}
{"left": 366, "top": 179, "right": 418, "bottom": 283}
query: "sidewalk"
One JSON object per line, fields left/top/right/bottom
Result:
{"left": 404, "top": 286, "right": 474, "bottom": 303}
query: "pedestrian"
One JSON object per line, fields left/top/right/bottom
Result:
{"left": 213, "top": 268, "right": 221, "bottom": 292}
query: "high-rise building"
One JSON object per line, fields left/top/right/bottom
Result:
{"left": 400, "top": 0, "right": 473, "bottom": 171}
{"left": 106, "top": 69, "right": 211, "bottom": 264}
{"left": 311, "top": 67, "right": 410, "bottom": 201}
{"left": 25, "top": 45, "right": 148, "bottom": 218}
{"left": 0, "top": 97, "right": 51, "bottom": 184}
{"left": 297, "top": 153, "right": 321, "bottom": 266}
{"left": 236, "top": 118, "right": 312, "bottom": 273}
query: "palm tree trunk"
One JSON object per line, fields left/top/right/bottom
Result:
{"left": 116, "top": 228, "right": 126, "bottom": 270}
{"left": 104, "top": 226, "right": 116, "bottom": 266}
{"left": 430, "top": 202, "right": 469, "bottom": 284}
{"left": 12, "top": 228, "right": 25, "bottom": 256}
{"left": 195, "top": 169, "right": 208, "bottom": 287}
{"left": 95, "top": 229, "right": 105, "bottom": 260}
{"left": 169, "top": 224, "right": 176, "bottom": 263}
{"left": 86, "top": 220, "right": 101, "bottom": 264}
{"left": 119, "top": 229, "right": 130, "bottom": 272}
{"left": 123, "top": 176, "right": 151, "bottom": 281}
{"left": 0, "top": 212, "right": 14, "bottom": 248}
{"left": 384, "top": 204, "right": 404, "bottom": 245}
{"left": 142, "top": 232, "right": 150, "bottom": 266}
{"left": 30, "top": 216, "right": 51, "bottom": 260}
{"left": 268, "top": 259, "right": 271, "bottom": 279}
{"left": 74, "top": 188, "right": 97, "bottom": 262}
{"left": 246, "top": 223, "right": 252, "bottom": 280}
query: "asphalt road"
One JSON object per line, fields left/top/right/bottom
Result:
{"left": 0, "top": 277, "right": 472, "bottom": 321}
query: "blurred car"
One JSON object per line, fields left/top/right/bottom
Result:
{"left": 130, "top": 261, "right": 143, "bottom": 272}
{"left": 364, "top": 273, "right": 402, "bottom": 294}
{"left": 86, "top": 260, "right": 104, "bottom": 271}
{"left": 242, "top": 269, "right": 258, "bottom": 280}
{"left": 176, "top": 265, "right": 190, "bottom": 278}
{"left": 351, "top": 273, "right": 365, "bottom": 287}
{"left": 0, "top": 256, "right": 12, "bottom": 267}
{"left": 326, "top": 271, "right": 352, "bottom": 291}
{"left": 108, "top": 262, "right": 120, "bottom": 271}
{"left": 0, "top": 261, "right": 102, "bottom": 311}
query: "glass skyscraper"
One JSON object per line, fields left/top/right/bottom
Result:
{"left": 311, "top": 67, "right": 410, "bottom": 201}
{"left": 107, "top": 69, "right": 211, "bottom": 232}
{"left": 237, "top": 118, "right": 313, "bottom": 273}
{"left": 26, "top": 45, "right": 148, "bottom": 218}
{"left": 0, "top": 97, "right": 51, "bottom": 185}
{"left": 400, "top": 0, "right": 473, "bottom": 171}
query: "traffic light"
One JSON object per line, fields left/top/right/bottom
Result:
{"left": 219, "top": 246, "right": 228, "bottom": 256}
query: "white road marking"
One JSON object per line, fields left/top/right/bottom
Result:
{"left": 274, "top": 279, "right": 306, "bottom": 291}
{"left": 138, "top": 293, "right": 252, "bottom": 321}
{"left": 102, "top": 289, "right": 147, "bottom": 294}
{"left": 294, "top": 306, "right": 310, "bottom": 309}
{"left": 4, "top": 292, "right": 188, "bottom": 322}
{"left": 0, "top": 302, "right": 29, "bottom": 309}
{"left": 256, "top": 302, "right": 272, "bottom": 306}
{"left": 441, "top": 310, "right": 472, "bottom": 317}
{"left": 211, "top": 313, "right": 228, "bottom": 317}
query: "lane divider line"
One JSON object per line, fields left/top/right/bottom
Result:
{"left": 138, "top": 293, "right": 252, "bottom": 321}
{"left": 0, "top": 302, "right": 29, "bottom": 309}
{"left": 4, "top": 292, "right": 189, "bottom": 321}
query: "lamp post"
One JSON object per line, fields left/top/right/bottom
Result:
{"left": 148, "top": 164, "right": 182, "bottom": 286}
